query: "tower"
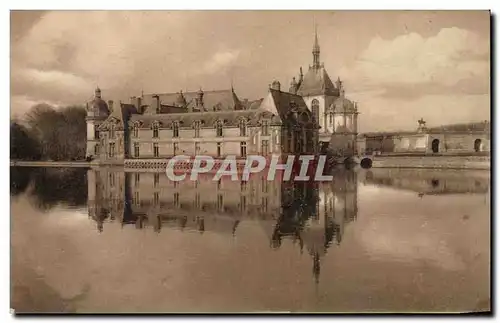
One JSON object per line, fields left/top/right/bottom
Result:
{"left": 86, "top": 86, "right": 110, "bottom": 159}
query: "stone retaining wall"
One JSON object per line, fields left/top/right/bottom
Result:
{"left": 370, "top": 155, "right": 490, "bottom": 170}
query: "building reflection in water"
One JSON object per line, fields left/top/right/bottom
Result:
{"left": 87, "top": 168, "right": 359, "bottom": 284}
{"left": 361, "top": 168, "right": 490, "bottom": 196}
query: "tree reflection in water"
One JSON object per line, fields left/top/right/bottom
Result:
{"left": 10, "top": 167, "right": 88, "bottom": 211}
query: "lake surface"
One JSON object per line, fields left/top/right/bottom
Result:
{"left": 10, "top": 166, "right": 491, "bottom": 313}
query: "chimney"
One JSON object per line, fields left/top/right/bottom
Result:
{"left": 153, "top": 95, "right": 160, "bottom": 113}
{"left": 136, "top": 97, "right": 142, "bottom": 111}
{"left": 107, "top": 100, "right": 114, "bottom": 113}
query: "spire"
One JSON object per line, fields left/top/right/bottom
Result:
{"left": 312, "top": 24, "right": 321, "bottom": 69}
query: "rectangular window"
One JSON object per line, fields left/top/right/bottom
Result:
{"left": 154, "top": 173, "right": 160, "bottom": 187}
{"left": 94, "top": 129, "right": 100, "bottom": 140}
{"left": 240, "top": 142, "right": 247, "bottom": 158}
{"left": 173, "top": 143, "right": 179, "bottom": 155}
{"left": 134, "top": 143, "right": 140, "bottom": 158}
{"left": 261, "top": 140, "right": 269, "bottom": 156}
{"left": 94, "top": 144, "right": 100, "bottom": 156}
{"left": 109, "top": 173, "right": 115, "bottom": 187}
{"left": 109, "top": 126, "right": 115, "bottom": 139}
{"left": 134, "top": 191, "right": 140, "bottom": 205}
{"left": 134, "top": 173, "right": 140, "bottom": 186}
{"left": 194, "top": 121, "right": 201, "bottom": 138}
{"left": 153, "top": 124, "right": 159, "bottom": 138}
{"left": 133, "top": 126, "right": 139, "bottom": 138}
{"left": 153, "top": 192, "right": 159, "bottom": 205}
{"left": 217, "top": 179, "right": 222, "bottom": 190}
{"left": 195, "top": 142, "right": 200, "bottom": 154}
{"left": 217, "top": 142, "right": 222, "bottom": 157}
{"left": 153, "top": 143, "right": 159, "bottom": 158}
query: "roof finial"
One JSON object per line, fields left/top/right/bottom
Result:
{"left": 312, "top": 23, "right": 321, "bottom": 69}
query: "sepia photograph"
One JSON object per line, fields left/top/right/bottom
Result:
{"left": 9, "top": 9, "right": 491, "bottom": 314}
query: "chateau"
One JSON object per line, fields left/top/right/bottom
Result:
{"left": 85, "top": 29, "right": 360, "bottom": 165}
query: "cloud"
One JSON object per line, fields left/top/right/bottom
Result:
{"left": 339, "top": 27, "right": 489, "bottom": 94}
{"left": 350, "top": 91, "right": 490, "bottom": 132}
{"left": 354, "top": 27, "right": 487, "bottom": 86}
{"left": 202, "top": 50, "right": 241, "bottom": 75}
{"left": 336, "top": 27, "right": 490, "bottom": 132}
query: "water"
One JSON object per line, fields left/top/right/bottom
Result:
{"left": 10, "top": 166, "right": 491, "bottom": 313}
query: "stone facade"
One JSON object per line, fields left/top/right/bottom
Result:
{"left": 358, "top": 121, "right": 491, "bottom": 155}
{"left": 86, "top": 85, "right": 319, "bottom": 164}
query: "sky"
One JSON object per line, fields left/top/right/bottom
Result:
{"left": 10, "top": 10, "right": 490, "bottom": 132}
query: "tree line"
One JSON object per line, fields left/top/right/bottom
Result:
{"left": 11, "top": 104, "right": 87, "bottom": 161}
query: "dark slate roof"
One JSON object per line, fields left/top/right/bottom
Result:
{"left": 269, "top": 88, "right": 311, "bottom": 121}
{"left": 98, "top": 103, "right": 138, "bottom": 130}
{"left": 129, "top": 108, "right": 277, "bottom": 129}
{"left": 87, "top": 98, "right": 110, "bottom": 117}
{"left": 297, "top": 66, "right": 338, "bottom": 97}
{"left": 331, "top": 96, "right": 357, "bottom": 114}
{"left": 248, "top": 98, "right": 264, "bottom": 110}
{"left": 141, "top": 89, "right": 244, "bottom": 112}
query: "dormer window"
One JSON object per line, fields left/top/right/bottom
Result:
{"left": 261, "top": 120, "right": 269, "bottom": 136}
{"left": 133, "top": 124, "right": 139, "bottom": 138}
{"left": 172, "top": 122, "right": 179, "bottom": 138}
{"left": 215, "top": 120, "right": 223, "bottom": 137}
{"left": 151, "top": 121, "right": 160, "bottom": 138}
{"left": 239, "top": 119, "right": 247, "bottom": 136}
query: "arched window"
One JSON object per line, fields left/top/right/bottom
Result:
{"left": 311, "top": 99, "right": 320, "bottom": 122}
